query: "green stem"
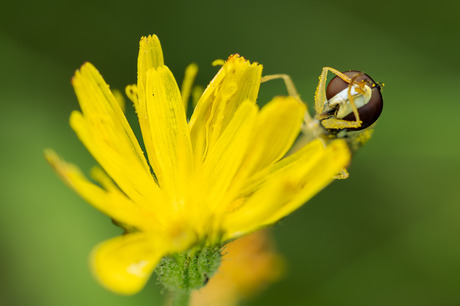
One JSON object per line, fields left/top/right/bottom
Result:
{"left": 170, "top": 289, "right": 190, "bottom": 306}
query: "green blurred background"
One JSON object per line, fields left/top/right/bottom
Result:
{"left": 1, "top": 0, "right": 459, "bottom": 305}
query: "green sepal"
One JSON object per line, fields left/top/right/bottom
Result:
{"left": 155, "top": 245, "right": 221, "bottom": 292}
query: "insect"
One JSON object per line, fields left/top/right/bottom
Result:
{"left": 261, "top": 67, "right": 383, "bottom": 178}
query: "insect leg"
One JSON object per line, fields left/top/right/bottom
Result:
{"left": 316, "top": 68, "right": 365, "bottom": 129}
{"left": 345, "top": 74, "right": 363, "bottom": 128}
{"left": 315, "top": 67, "right": 354, "bottom": 116}
{"left": 261, "top": 73, "right": 315, "bottom": 124}
{"left": 260, "top": 74, "right": 300, "bottom": 100}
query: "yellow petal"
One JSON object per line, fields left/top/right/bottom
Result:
{"left": 72, "top": 63, "right": 150, "bottom": 174}
{"left": 235, "top": 96, "right": 306, "bottom": 180}
{"left": 189, "top": 55, "right": 262, "bottom": 166}
{"left": 125, "top": 84, "right": 138, "bottom": 106}
{"left": 145, "top": 65, "right": 194, "bottom": 200}
{"left": 71, "top": 63, "right": 163, "bottom": 212}
{"left": 69, "top": 110, "right": 167, "bottom": 215}
{"left": 134, "top": 35, "right": 168, "bottom": 188}
{"left": 91, "top": 233, "right": 165, "bottom": 295}
{"left": 222, "top": 172, "right": 294, "bottom": 238}
{"left": 241, "top": 138, "right": 326, "bottom": 195}
{"left": 138, "top": 35, "right": 164, "bottom": 89}
{"left": 199, "top": 101, "right": 258, "bottom": 217}
{"left": 44, "top": 150, "right": 160, "bottom": 231}
{"left": 222, "top": 139, "right": 351, "bottom": 238}
{"left": 265, "top": 139, "right": 351, "bottom": 223}
{"left": 112, "top": 89, "right": 126, "bottom": 113}
{"left": 191, "top": 86, "right": 204, "bottom": 108}
{"left": 181, "top": 63, "right": 199, "bottom": 114}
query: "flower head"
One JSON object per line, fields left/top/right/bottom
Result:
{"left": 46, "top": 35, "right": 350, "bottom": 295}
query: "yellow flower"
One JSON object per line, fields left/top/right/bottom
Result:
{"left": 45, "top": 35, "right": 350, "bottom": 295}
{"left": 190, "top": 230, "right": 284, "bottom": 306}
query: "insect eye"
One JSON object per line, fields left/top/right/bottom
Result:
{"left": 326, "top": 71, "right": 383, "bottom": 130}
